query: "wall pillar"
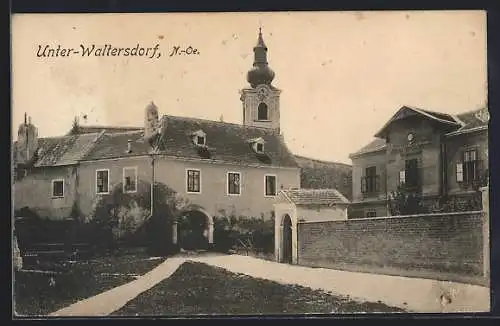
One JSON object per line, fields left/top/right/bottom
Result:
{"left": 481, "top": 186, "right": 490, "bottom": 280}
{"left": 208, "top": 221, "right": 214, "bottom": 244}
{"left": 172, "top": 221, "right": 178, "bottom": 245}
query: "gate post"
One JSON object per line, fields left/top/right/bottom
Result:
{"left": 481, "top": 186, "right": 490, "bottom": 280}
{"left": 172, "top": 221, "right": 178, "bottom": 245}
{"left": 208, "top": 221, "right": 214, "bottom": 244}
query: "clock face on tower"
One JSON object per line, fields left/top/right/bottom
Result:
{"left": 256, "top": 85, "right": 269, "bottom": 101}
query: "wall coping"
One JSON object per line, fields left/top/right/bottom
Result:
{"left": 320, "top": 210, "right": 485, "bottom": 223}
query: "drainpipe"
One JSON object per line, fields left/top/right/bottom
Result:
{"left": 440, "top": 136, "right": 447, "bottom": 199}
{"left": 385, "top": 136, "right": 390, "bottom": 216}
{"left": 150, "top": 154, "right": 155, "bottom": 218}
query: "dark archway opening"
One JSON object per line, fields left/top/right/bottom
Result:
{"left": 178, "top": 210, "right": 209, "bottom": 251}
{"left": 258, "top": 102, "right": 268, "bottom": 120}
{"left": 281, "top": 214, "right": 292, "bottom": 264}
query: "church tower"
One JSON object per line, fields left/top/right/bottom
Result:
{"left": 240, "top": 28, "right": 281, "bottom": 133}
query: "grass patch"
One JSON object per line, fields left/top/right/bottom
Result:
{"left": 112, "top": 261, "right": 406, "bottom": 315}
{"left": 13, "top": 252, "right": 165, "bottom": 316}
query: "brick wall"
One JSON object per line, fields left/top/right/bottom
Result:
{"left": 297, "top": 212, "right": 485, "bottom": 281}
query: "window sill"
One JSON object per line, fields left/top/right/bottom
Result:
{"left": 52, "top": 196, "right": 64, "bottom": 199}
{"left": 264, "top": 194, "right": 277, "bottom": 198}
{"left": 187, "top": 191, "right": 201, "bottom": 195}
{"left": 227, "top": 193, "right": 241, "bottom": 196}
{"left": 254, "top": 120, "right": 271, "bottom": 122}
{"left": 96, "top": 192, "right": 110, "bottom": 195}
{"left": 361, "top": 192, "right": 380, "bottom": 196}
{"left": 124, "top": 190, "right": 137, "bottom": 194}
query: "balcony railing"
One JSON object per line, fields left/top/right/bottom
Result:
{"left": 361, "top": 175, "right": 380, "bottom": 194}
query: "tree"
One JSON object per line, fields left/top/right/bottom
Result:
{"left": 88, "top": 181, "right": 188, "bottom": 255}
{"left": 388, "top": 185, "right": 424, "bottom": 216}
{"left": 69, "top": 117, "right": 80, "bottom": 135}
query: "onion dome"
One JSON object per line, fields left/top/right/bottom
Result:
{"left": 246, "top": 28, "right": 275, "bottom": 88}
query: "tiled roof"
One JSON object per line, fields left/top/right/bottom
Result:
{"left": 13, "top": 132, "right": 102, "bottom": 167}
{"left": 374, "top": 106, "right": 460, "bottom": 138}
{"left": 293, "top": 155, "right": 352, "bottom": 200}
{"left": 279, "top": 188, "right": 350, "bottom": 206}
{"left": 349, "top": 138, "right": 387, "bottom": 158}
{"left": 153, "top": 115, "right": 298, "bottom": 167}
{"left": 81, "top": 115, "right": 298, "bottom": 168}
{"left": 69, "top": 125, "right": 143, "bottom": 135}
{"left": 449, "top": 108, "right": 489, "bottom": 134}
{"left": 351, "top": 107, "right": 488, "bottom": 158}
{"left": 82, "top": 130, "right": 152, "bottom": 161}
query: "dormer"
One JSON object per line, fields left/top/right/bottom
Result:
{"left": 191, "top": 129, "right": 207, "bottom": 147}
{"left": 248, "top": 137, "right": 266, "bottom": 154}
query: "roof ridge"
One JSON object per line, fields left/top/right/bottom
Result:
{"left": 294, "top": 154, "right": 352, "bottom": 167}
{"left": 38, "top": 132, "right": 103, "bottom": 141}
{"left": 163, "top": 114, "right": 280, "bottom": 134}
{"left": 79, "top": 125, "right": 143, "bottom": 129}
{"left": 103, "top": 130, "right": 144, "bottom": 136}
{"left": 456, "top": 107, "right": 487, "bottom": 116}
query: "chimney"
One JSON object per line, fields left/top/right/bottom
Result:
{"left": 144, "top": 101, "right": 159, "bottom": 141}
{"left": 16, "top": 114, "right": 38, "bottom": 165}
{"left": 127, "top": 139, "right": 132, "bottom": 153}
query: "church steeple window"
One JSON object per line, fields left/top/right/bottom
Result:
{"left": 258, "top": 103, "right": 268, "bottom": 121}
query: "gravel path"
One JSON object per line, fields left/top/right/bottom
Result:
{"left": 190, "top": 255, "right": 490, "bottom": 313}
{"left": 48, "top": 254, "right": 490, "bottom": 316}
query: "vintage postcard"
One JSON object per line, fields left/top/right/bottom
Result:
{"left": 11, "top": 11, "right": 490, "bottom": 317}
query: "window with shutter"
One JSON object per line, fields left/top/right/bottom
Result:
{"left": 361, "top": 177, "right": 367, "bottom": 193}
{"left": 399, "top": 170, "right": 406, "bottom": 185}
{"left": 405, "top": 158, "right": 419, "bottom": 187}
{"left": 363, "top": 166, "right": 378, "bottom": 193}
{"left": 463, "top": 149, "right": 479, "bottom": 183}
{"left": 456, "top": 162, "right": 464, "bottom": 182}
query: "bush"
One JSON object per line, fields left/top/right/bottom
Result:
{"left": 87, "top": 181, "right": 186, "bottom": 255}
{"left": 212, "top": 212, "right": 274, "bottom": 254}
{"left": 388, "top": 185, "right": 425, "bottom": 216}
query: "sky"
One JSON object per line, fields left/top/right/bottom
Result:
{"left": 11, "top": 11, "right": 487, "bottom": 164}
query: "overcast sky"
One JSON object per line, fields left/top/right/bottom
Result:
{"left": 11, "top": 11, "right": 487, "bottom": 164}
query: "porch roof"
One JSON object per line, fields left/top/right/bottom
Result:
{"left": 278, "top": 188, "right": 350, "bottom": 206}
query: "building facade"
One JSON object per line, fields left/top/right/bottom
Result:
{"left": 349, "top": 105, "right": 489, "bottom": 218}
{"left": 13, "top": 30, "right": 303, "bottom": 246}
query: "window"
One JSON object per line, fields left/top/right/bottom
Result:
{"left": 258, "top": 102, "right": 268, "bottom": 120}
{"left": 458, "top": 149, "right": 480, "bottom": 184}
{"left": 456, "top": 163, "right": 464, "bottom": 182}
{"left": 187, "top": 169, "right": 201, "bottom": 193}
{"left": 123, "top": 167, "right": 137, "bottom": 193}
{"left": 361, "top": 166, "right": 379, "bottom": 193}
{"left": 404, "top": 158, "right": 419, "bottom": 188}
{"left": 366, "top": 211, "right": 377, "bottom": 218}
{"left": 192, "top": 130, "right": 207, "bottom": 147}
{"left": 265, "top": 175, "right": 277, "bottom": 196}
{"left": 52, "top": 179, "right": 64, "bottom": 198}
{"left": 256, "top": 142, "right": 264, "bottom": 153}
{"left": 96, "top": 169, "right": 109, "bottom": 194}
{"left": 227, "top": 172, "right": 241, "bottom": 195}
{"left": 399, "top": 170, "right": 406, "bottom": 185}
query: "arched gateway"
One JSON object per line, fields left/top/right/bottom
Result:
{"left": 173, "top": 206, "right": 214, "bottom": 251}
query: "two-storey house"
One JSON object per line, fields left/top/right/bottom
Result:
{"left": 348, "top": 105, "right": 489, "bottom": 218}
